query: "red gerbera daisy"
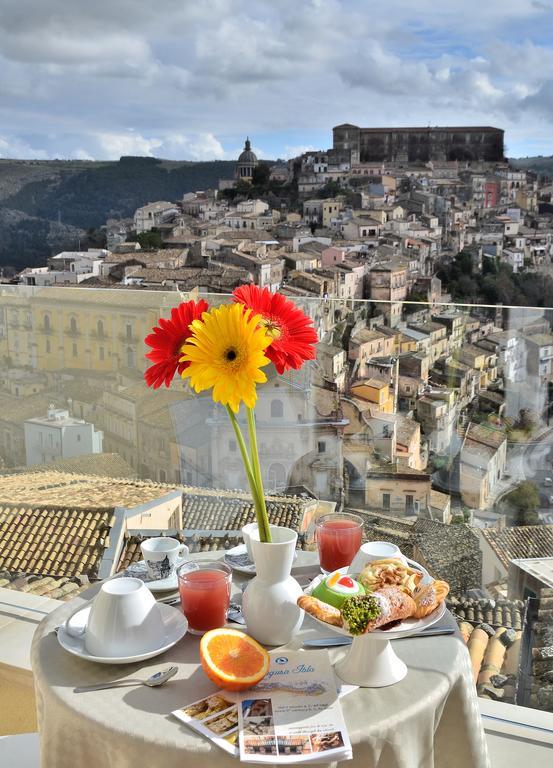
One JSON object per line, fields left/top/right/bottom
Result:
{"left": 144, "top": 299, "right": 209, "bottom": 389}
{"left": 233, "top": 285, "right": 318, "bottom": 374}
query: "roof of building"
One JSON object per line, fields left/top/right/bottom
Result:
{"left": 465, "top": 422, "right": 507, "bottom": 449}
{"left": 0, "top": 504, "right": 114, "bottom": 578}
{"left": 482, "top": 526, "right": 553, "bottom": 569}
{"left": 345, "top": 509, "right": 482, "bottom": 594}
{"left": 447, "top": 595, "right": 524, "bottom": 631}
{"left": 0, "top": 472, "right": 178, "bottom": 511}
{"left": 182, "top": 487, "right": 313, "bottom": 531}
{"left": 0, "top": 571, "right": 89, "bottom": 601}
{"left": 0, "top": 453, "right": 136, "bottom": 479}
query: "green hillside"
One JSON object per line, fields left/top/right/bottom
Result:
{"left": 0, "top": 156, "right": 236, "bottom": 271}
{"left": 509, "top": 155, "right": 553, "bottom": 177}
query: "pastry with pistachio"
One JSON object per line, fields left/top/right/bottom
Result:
{"left": 341, "top": 586, "right": 417, "bottom": 635}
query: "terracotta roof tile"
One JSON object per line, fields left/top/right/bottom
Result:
{"left": 182, "top": 487, "right": 311, "bottom": 531}
{"left": 481, "top": 526, "right": 553, "bottom": 569}
{"left": 0, "top": 471, "right": 178, "bottom": 511}
{"left": 0, "top": 506, "right": 114, "bottom": 578}
{"left": 0, "top": 571, "right": 88, "bottom": 601}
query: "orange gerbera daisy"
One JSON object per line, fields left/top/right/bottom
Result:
{"left": 144, "top": 299, "right": 208, "bottom": 389}
{"left": 233, "top": 285, "right": 318, "bottom": 374}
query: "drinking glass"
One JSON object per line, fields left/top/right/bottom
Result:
{"left": 177, "top": 560, "right": 232, "bottom": 634}
{"left": 315, "top": 513, "right": 364, "bottom": 573}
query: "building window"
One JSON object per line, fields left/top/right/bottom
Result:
{"left": 405, "top": 494, "right": 414, "bottom": 513}
{"left": 44, "top": 314, "right": 50, "bottom": 332}
{"left": 126, "top": 347, "right": 135, "bottom": 368}
{"left": 159, "top": 469, "right": 167, "bottom": 483}
{"left": 271, "top": 399, "right": 284, "bottom": 418}
{"left": 99, "top": 346, "right": 104, "bottom": 361}
{"left": 46, "top": 340, "right": 51, "bottom": 353}
{"left": 382, "top": 493, "right": 390, "bottom": 510}
{"left": 72, "top": 342, "right": 77, "bottom": 357}
{"left": 77, "top": 434, "right": 81, "bottom": 442}
{"left": 97, "top": 319, "right": 104, "bottom": 338}
{"left": 126, "top": 323, "right": 133, "bottom": 341}
{"left": 229, "top": 439, "right": 237, "bottom": 453}
{"left": 317, "top": 440, "right": 326, "bottom": 454}
{"left": 70, "top": 317, "right": 77, "bottom": 334}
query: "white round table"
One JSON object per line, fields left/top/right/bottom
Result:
{"left": 32, "top": 551, "right": 490, "bottom": 768}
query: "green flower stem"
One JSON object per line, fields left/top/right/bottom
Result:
{"left": 225, "top": 405, "right": 270, "bottom": 542}
{"left": 246, "top": 407, "right": 271, "bottom": 543}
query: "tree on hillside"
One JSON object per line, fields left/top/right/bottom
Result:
{"left": 514, "top": 408, "right": 538, "bottom": 434}
{"left": 133, "top": 229, "right": 164, "bottom": 249}
{"left": 252, "top": 162, "right": 271, "bottom": 188}
{"left": 501, "top": 481, "right": 540, "bottom": 526}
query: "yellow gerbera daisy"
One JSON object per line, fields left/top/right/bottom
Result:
{"left": 179, "top": 302, "right": 271, "bottom": 413}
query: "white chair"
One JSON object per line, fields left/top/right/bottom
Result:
{"left": 0, "top": 733, "right": 40, "bottom": 767}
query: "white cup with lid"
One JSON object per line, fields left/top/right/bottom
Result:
{"left": 349, "top": 541, "right": 408, "bottom": 575}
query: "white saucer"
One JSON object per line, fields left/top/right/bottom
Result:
{"left": 224, "top": 544, "right": 256, "bottom": 575}
{"left": 57, "top": 604, "right": 188, "bottom": 664}
{"left": 224, "top": 544, "right": 298, "bottom": 575}
{"left": 125, "top": 559, "right": 187, "bottom": 592}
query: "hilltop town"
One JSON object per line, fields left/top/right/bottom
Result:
{"left": 2, "top": 125, "right": 553, "bottom": 712}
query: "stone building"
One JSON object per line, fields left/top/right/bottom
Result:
{"left": 333, "top": 124, "right": 504, "bottom": 163}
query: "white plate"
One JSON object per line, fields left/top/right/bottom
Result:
{"left": 125, "top": 558, "right": 187, "bottom": 592}
{"left": 304, "top": 559, "right": 445, "bottom": 640}
{"left": 224, "top": 544, "right": 298, "bottom": 575}
{"left": 57, "top": 604, "right": 188, "bottom": 664}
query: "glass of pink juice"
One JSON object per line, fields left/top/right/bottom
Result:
{"left": 315, "top": 513, "right": 364, "bottom": 573}
{"left": 177, "top": 561, "right": 232, "bottom": 634}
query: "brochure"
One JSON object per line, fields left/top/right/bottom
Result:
{"left": 237, "top": 650, "right": 352, "bottom": 763}
{"left": 172, "top": 651, "right": 355, "bottom": 764}
{"left": 172, "top": 650, "right": 352, "bottom": 764}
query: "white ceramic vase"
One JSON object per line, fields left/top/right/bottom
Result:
{"left": 241, "top": 525, "right": 304, "bottom": 645}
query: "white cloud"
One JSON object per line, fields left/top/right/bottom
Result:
{"left": 94, "top": 132, "right": 163, "bottom": 159}
{"left": 282, "top": 145, "right": 316, "bottom": 159}
{"left": 0, "top": 135, "right": 49, "bottom": 159}
{"left": 0, "top": 1, "right": 553, "bottom": 156}
{"left": 164, "top": 132, "right": 226, "bottom": 160}
{"left": 70, "top": 148, "right": 95, "bottom": 160}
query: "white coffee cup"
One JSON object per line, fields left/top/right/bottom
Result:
{"left": 65, "top": 577, "right": 163, "bottom": 657}
{"left": 349, "top": 541, "right": 408, "bottom": 574}
{"left": 140, "top": 537, "right": 189, "bottom": 581}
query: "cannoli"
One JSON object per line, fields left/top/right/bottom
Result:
{"left": 297, "top": 595, "right": 343, "bottom": 626}
{"left": 412, "top": 580, "right": 450, "bottom": 619}
{"left": 341, "top": 586, "right": 416, "bottom": 635}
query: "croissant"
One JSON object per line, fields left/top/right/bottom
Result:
{"left": 297, "top": 595, "right": 343, "bottom": 626}
{"left": 412, "top": 580, "right": 450, "bottom": 619}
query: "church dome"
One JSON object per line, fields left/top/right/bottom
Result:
{"left": 235, "top": 137, "right": 258, "bottom": 181}
{"left": 238, "top": 138, "right": 257, "bottom": 164}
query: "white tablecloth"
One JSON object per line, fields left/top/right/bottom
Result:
{"left": 32, "top": 553, "right": 489, "bottom": 768}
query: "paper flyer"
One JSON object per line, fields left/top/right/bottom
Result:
{"left": 172, "top": 650, "right": 352, "bottom": 764}
{"left": 238, "top": 650, "right": 352, "bottom": 763}
{"left": 172, "top": 691, "right": 240, "bottom": 755}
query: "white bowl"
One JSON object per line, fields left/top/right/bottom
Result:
{"left": 349, "top": 541, "right": 407, "bottom": 573}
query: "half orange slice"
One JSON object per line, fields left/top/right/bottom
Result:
{"left": 199, "top": 628, "right": 270, "bottom": 691}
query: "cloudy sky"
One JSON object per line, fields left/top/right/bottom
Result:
{"left": 1, "top": 0, "right": 552, "bottom": 161}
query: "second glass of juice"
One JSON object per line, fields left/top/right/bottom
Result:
{"left": 177, "top": 561, "right": 232, "bottom": 634}
{"left": 315, "top": 513, "right": 363, "bottom": 573}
